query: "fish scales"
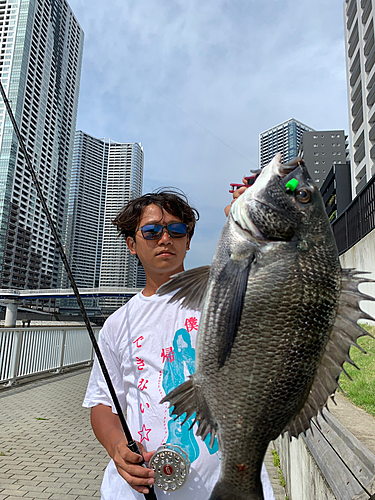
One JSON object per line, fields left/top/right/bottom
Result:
{"left": 158, "top": 153, "right": 374, "bottom": 500}
{"left": 198, "top": 245, "right": 340, "bottom": 495}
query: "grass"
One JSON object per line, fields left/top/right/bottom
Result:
{"left": 0, "top": 448, "right": 12, "bottom": 456}
{"left": 338, "top": 324, "right": 375, "bottom": 417}
{"left": 271, "top": 448, "right": 288, "bottom": 494}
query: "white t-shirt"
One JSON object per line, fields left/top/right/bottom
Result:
{"left": 83, "top": 292, "right": 275, "bottom": 500}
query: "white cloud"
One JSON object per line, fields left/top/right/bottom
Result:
{"left": 69, "top": 0, "right": 349, "bottom": 268}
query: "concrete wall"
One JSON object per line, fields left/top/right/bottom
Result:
{"left": 339, "top": 228, "right": 375, "bottom": 323}
{"left": 275, "top": 434, "right": 336, "bottom": 500}
{"left": 275, "top": 410, "right": 375, "bottom": 500}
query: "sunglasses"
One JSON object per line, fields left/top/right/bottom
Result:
{"left": 136, "top": 222, "right": 188, "bottom": 240}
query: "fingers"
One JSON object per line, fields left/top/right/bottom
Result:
{"left": 234, "top": 186, "right": 248, "bottom": 198}
{"left": 113, "top": 439, "right": 156, "bottom": 494}
{"left": 224, "top": 185, "right": 248, "bottom": 217}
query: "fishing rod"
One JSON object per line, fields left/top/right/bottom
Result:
{"left": 0, "top": 80, "right": 157, "bottom": 500}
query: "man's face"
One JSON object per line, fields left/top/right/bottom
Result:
{"left": 126, "top": 204, "right": 190, "bottom": 280}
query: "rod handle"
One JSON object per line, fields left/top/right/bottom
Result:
{"left": 127, "top": 440, "right": 158, "bottom": 500}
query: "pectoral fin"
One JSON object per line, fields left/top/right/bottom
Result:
{"left": 157, "top": 265, "right": 211, "bottom": 311}
{"left": 160, "top": 377, "right": 217, "bottom": 445}
{"left": 215, "top": 255, "right": 253, "bottom": 367}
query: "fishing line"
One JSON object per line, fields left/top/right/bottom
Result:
{"left": 0, "top": 80, "right": 157, "bottom": 500}
{"left": 159, "top": 92, "right": 258, "bottom": 168}
{"left": 310, "top": 418, "right": 375, "bottom": 499}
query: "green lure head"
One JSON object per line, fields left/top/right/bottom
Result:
{"left": 285, "top": 178, "right": 299, "bottom": 193}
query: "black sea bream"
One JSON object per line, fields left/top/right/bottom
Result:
{"left": 158, "top": 153, "right": 375, "bottom": 500}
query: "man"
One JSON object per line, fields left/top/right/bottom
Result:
{"left": 83, "top": 189, "right": 275, "bottom": 499}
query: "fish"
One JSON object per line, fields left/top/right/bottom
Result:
{"left": 157, "top": 153, "right": 375, "bottom": 500}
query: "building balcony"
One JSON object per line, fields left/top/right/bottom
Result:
{"left": 352, "top": 110, "right": 364, "bottom": 131}
{"left": 364, "top": 35, "right": 374, "bottom": 56}
{"left": 347, "top": 0, "right": 357, "bottom": 30}
{"left": 355, "top": 175, "right": 367, "bottom": 194}
{"left": 367, "top": 82, "right": 375, "bottom": 106}
{"left": 352, "top": 91, "right": 363, "bottom": 115}
{"left": 351, "top": 77, "right": 361, "bottom": 101}
{"left": 362, "top": 0, "right": 372, "bottom": 25}
{"left": 365, "top": 44, "right": 375, "bottom": 73}
{"left": 350, "top": 60, "right": 361, "bottom": 86}
{"left": 349, "top": 37, "right": 359, "bottom": 58}
{"left": 354, "top": 142, "right": 365, "bottom": 163}
{"left": 369, "top": 121, "right": 375, "bottom": 141}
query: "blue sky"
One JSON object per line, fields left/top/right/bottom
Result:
{"left": 68, "top": 0, "right": 349, "bottom": 268}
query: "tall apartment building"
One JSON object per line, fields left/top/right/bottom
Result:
{"left": 99, "top": 141, "right": 144, "bottom": 296}
{"left": 64, "top": 132, "right": 144, "bottom": 297}
{"left": 0, "top": 0, "right": 83, "bottom": 289}
{"left": 344, "top": 0, "right": 375, "bottom": 196}
{"left": 300, "top": 130, "right": 349, "bottom": 188}
{"left": 259, "top": 118, "right": 314, "bottom": 168}
{"left": 63, "top": 131, "right": 108, "bottom": 289}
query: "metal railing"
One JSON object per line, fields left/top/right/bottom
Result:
{"left": 332, "top": 174, "right": 375, "bottom": 254}
{"left": 0, "top": 325, "right": 101, "bottom": 386}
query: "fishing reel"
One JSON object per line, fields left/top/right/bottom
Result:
{"left": 149, "top": 443, "right": 190, "bottom": 491}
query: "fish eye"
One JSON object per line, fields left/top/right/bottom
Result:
{"left": 295, "top": 189, "right": 311, "bottom": 204}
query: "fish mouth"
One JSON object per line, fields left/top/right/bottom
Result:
{"left": 230, "top": 154, "right": 303, "bottom": 240}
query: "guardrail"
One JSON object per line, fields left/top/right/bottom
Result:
{"left": 332, "top": 174, "right": 375, "bottom": 255}
{"left": 0, "top": 325, "right": 101, "bottom": 386}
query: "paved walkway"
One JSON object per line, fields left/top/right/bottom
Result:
{"left": 0, "top": 369, "right": 286, "bottom": 500}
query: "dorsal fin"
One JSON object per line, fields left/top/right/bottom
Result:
{"left": 283, "top": 269, "right": 375, "bottom": 438}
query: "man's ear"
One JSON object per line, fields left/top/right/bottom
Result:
{"left": 186, "top": 238, "right": 191, "bottom": 251}
{"left": 126, "top": 236, "right": 137, "bottom": 255}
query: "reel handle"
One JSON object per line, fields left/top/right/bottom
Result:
{"left": 127, "top": 440, "right": 157, "bottom": 500}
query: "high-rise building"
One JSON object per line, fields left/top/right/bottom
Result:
{"left": 63, "top": 133, "right": 144, "bottom": 296}
{"left": 320, "top": 162, "right": 352, "bottom": 222}
{"left": 0, "top": 0, "right": 83, "bottom": 289}
{"left": 63, "top": 131, "right": 108, "bottom": 289}
{"left": 259, "top": 118, "right": 314, "bottom": 168}
{"left": 99, "top": 141, "right": 144, "bottom": 298}
{"left": 300, "top": 130, "right": 349, "bottom": 188}
{"left": 344, "top": 0, "right": 375, "bottom": 196}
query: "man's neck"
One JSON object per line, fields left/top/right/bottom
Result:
{"left": 142, "top": 268, "right": 184, "bottom": 297}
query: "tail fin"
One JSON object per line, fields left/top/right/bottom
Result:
{"left": 209, "top": 480, "right": 264, "bottom": 500}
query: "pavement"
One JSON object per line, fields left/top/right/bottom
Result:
{"left": 328, "top": 393, "right": 375, "bottom": 456}
{"left": 0, "top": 368, "right": 287, "bottom": 500}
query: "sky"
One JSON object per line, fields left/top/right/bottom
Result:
{"left": 68, "top": 0, "right": 349, "bottom": 269}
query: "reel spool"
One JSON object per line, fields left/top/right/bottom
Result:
{"left": 149, "top": 443, "right": 190, "bottom": 491}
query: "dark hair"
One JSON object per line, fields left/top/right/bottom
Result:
{"left": 113, "top": 188, "right": 200, "bottom": 240}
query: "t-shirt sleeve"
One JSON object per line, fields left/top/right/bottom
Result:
{"left": 82, "top": 326, "right": 126, "bottom": 413}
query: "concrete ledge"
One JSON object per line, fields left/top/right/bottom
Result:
{"left": 275, "top": 409, "right": 375, "bottom": 500}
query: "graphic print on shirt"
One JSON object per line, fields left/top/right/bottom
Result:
{"left": 161, "top": 321, "right": 218, "bottom": 463}
{"left": 133, "top": 335, "right": 153, "bottom": 444}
